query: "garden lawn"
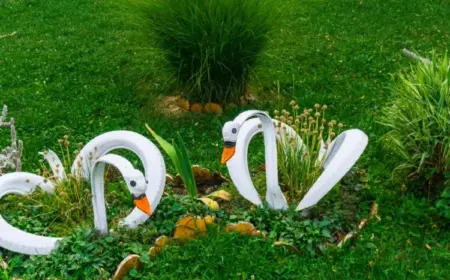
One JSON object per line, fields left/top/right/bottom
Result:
{"left": 1, "top": 0, "right": 450, "bottom": 279}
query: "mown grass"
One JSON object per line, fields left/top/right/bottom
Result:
{"left": 1, "top": 0, "right": 450, "bottom": 278}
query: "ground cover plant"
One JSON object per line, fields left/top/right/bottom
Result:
{"left": 1, "top": 0, "right": 450, "bottom": 279}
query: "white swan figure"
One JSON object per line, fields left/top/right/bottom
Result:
{"left": 0, "top": 173, "right": 60, "bottom": 255}
{"left": 221, "top": 110, "right": 288, "bottom": 210}
{"left": 0, "top": 131, "right": 166, "bottom": 255}
{"left": 221, "top": 110, "right": 368, "bottom": 211}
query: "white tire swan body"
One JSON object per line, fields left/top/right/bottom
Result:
{"left": 222, "top": 110, "right": 368, "bottom": 211}
{"left": 0, "top": 131, "right": 166, "bottom": 255}
{"left": 0, "top": 173, "right": 61, "bottom": 255}
{"left": 221, "top": 110, "right": 288, "bottom": 210}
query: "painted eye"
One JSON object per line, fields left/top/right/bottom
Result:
{"left": 130, "top": 180, "right": 136, "bottom": 187}
{"left": 232, "top": 128, "right": 237, "bottom": 134}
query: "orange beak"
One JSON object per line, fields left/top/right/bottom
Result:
{"left": 134, "top": 195, "right": 151, "bottom": 216}
{"left": 221, "top": 146, "right": 236, "bottom": 164}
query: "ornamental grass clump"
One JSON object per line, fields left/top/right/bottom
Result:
{"left": 380, "top": 53, "right": 450, "bottom": 195}
{"left": 34, "top": 137, "right": 92, "bottom": 230}
{"left": 273, "top": 101, "right": 343, "bottom": 201}
{"left": 149, "top": 0, "right": 275, "bottom": 103}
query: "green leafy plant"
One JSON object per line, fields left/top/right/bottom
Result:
{"left": 437, "top": 181, "right": 450, "bottom": 219}
{"left": 146, "top": 124, "right": 197, "bottom": 198}
{"left": 272, "top": 101, "right": 343, "bottom": 202}
{"left": 379, "top": 53, "right": 450, "bottom": 195}
{"left": 148, "top": 0, "right": 275, "bottom": 103}
{"left": 20, "top": 227, "right": 149, "bottom": 279}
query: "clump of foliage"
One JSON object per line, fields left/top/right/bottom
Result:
{"left": 147, "top": 125, "right": 197, "bottom": 198}
{"left": 4, "top": 190, "right": 362, "bottom": 278}
{"left": 148, "top": 0, "right": 275, "bottom": 103}
{"left": 379, "top": 53, "right": 450, "bottom": 195}
{"left": 19, "top": 227, "right": 150, "bottom": 279}
{"left": 436, "top": 186, "right": 450, "bottom": 219}
{"left": 272, "top": 101, "right": 343, "bottom": 201}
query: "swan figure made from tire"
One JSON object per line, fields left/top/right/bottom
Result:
{"left": 0, "top": 131, "right": 166, "bottom": 255}
{"left": 221, "top": 110, "right": 368, "bottom": 211}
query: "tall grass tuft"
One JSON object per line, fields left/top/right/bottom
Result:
{"left": 148, "top": 0, "right": 275, "bottom": 103}
{"left": 380, "top": 53, "right": 450, "bottom": 194}
{"left": 273, "top": 101, "right": 342, "bottom": 202}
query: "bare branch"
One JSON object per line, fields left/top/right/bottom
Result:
{"left": 0, "top": 105, "right": 24, "bottom": 174}
{"left": 403, "top": 48, "right": 431, "bottom": 65}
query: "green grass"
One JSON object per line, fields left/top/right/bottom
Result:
{"left": 1, "top": 0, "right": 450, "bottom": 278}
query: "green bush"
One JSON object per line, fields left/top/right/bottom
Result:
{"left": 380, "top": 53, "right": 450, "bottom": 194}
{"left": 149, "top": 0, "right": 275, "bottom": 103}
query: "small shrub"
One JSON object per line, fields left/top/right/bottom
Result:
{"left": 272, "top": 101, "right": 343, "bottom": 202}
{"left": 380, "top": 53, "right": 450, "bottom": 195}
{"left": 149, "top": 0, "right": 275, "bottom": 103}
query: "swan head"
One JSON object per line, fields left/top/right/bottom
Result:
{"left": 221, "top": 121, "right": 240, "bottom": 164}
{"left": 126, "top": 169, "right": 151, "bottom": 216}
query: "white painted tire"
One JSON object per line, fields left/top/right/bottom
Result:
{"left": 0, "top": 130, "right": 166, "bottom": 255}
{"left": 73, "top": 131, "right": 166, "bottom": 229}
{"left": 226, "top": 116, "right": 368, "bottom": 211}
{"left": 0, "top": 173, "right": 62, "bottom": 255}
